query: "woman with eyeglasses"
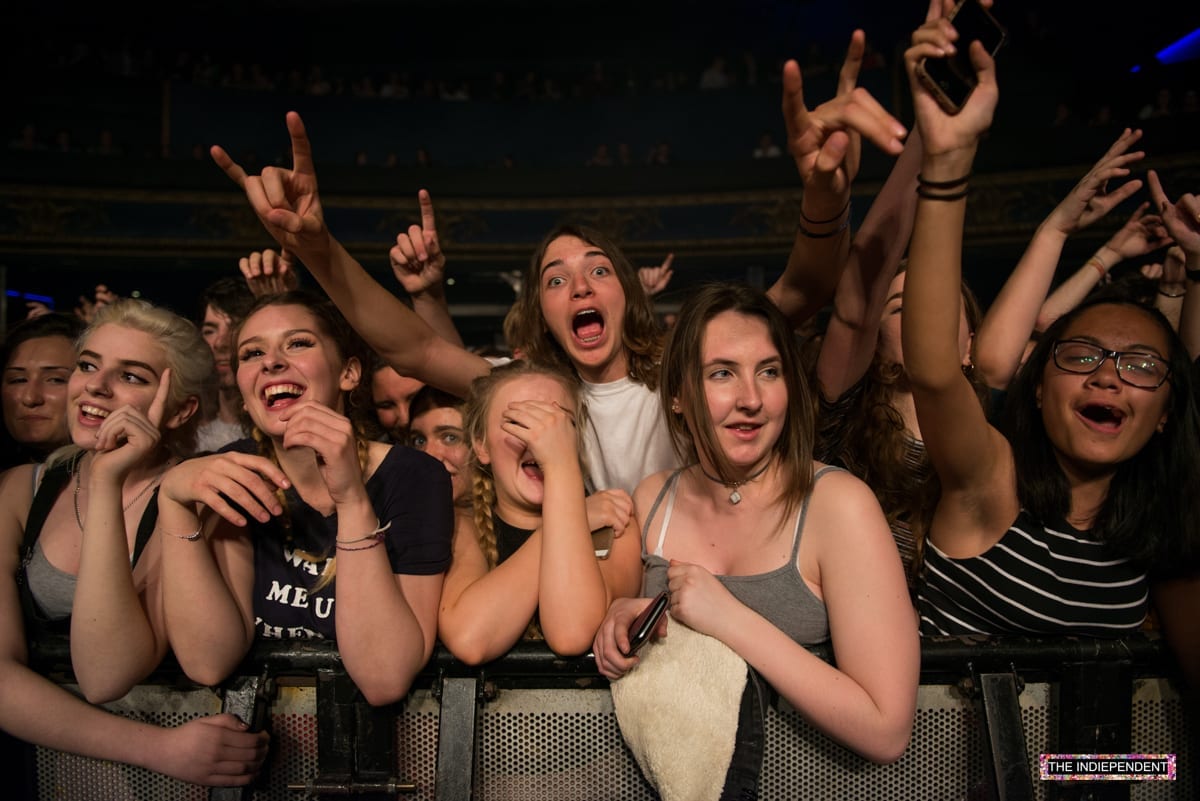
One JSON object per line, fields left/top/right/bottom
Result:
{"left": 900, "top": 4, "right": 1200, "bottom": 645}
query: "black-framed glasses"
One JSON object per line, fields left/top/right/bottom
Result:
{"left": 1052, "top": 339, "right": 1171, "bottom": 389}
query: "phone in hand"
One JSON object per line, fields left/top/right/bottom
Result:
{"left": 914, "top": 0, "right": 1006, "bottom": 115}
{"left": 592, "top": 526, "right": 614, "bottom": 559}
{"left": 621, "top": 591, "right": 669, "bottom": 657}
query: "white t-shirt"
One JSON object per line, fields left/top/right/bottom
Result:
{"left": 580, "top": 376, "right": 680, "bottom": 495}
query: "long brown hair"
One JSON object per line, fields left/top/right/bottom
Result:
{"left": 234, "top": 291, "right": 374, "bottom": 591}
{"left": 827, "top": 274, "right": 990, "bottom": 582}
{"left": 662, "top": 283, "right": 816, "bottom": 525}
{"left": 509, "top": 224, "right": 662, "bottom": 390}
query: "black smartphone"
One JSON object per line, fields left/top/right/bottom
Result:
{"left": 621, "top": 591, "right": 669, "bottom": 657}
{"left": 915, "top": 0, "right": 1006, "bottom": 114}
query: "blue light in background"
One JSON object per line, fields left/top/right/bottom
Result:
{"left": 1155, "top": 28, "right": 1200, "bottom": 64}
{"left": 6, "top": 290, "right": 56, "bottom": 306}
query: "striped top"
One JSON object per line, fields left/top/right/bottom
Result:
{"left": 918, "top": 510, "right": 1148, "bottom": 637}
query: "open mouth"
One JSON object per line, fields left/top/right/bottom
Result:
{"left": 521, "top": 458, "right": 544, "bottom": 481}
{"left": 1077, "top": 403, "right": 1125, "bottom": 432}
{"left": 263, "top": 383, "right": 305, "bottom": 409}
{"left": 80, "top": 404, "right": 110, "bottom": 421}
{"left": 572, "top": 309, "right": 605, "bottom": 345}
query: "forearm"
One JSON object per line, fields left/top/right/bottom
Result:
{"left": 1035, "top": 246, "right": 1115, "bottom": 332}
{"left": 538, "top": 466, "right": 609, "bottom": 656}
{"left": 714, "top": 603, "right": 915, "bottom": 763}
{"left": 438, "top": 535, "right": 540, "bottom": 665}
{"left": 333, "top": 501, "right": 427, "bottom": 705}
{"left": 903, "top": 150, "right": 976, "bottom": 391}
{"left": 411, "top": 288, "right": 465, "bottom": 348}
{"left": 974, "top": 224, "right": 1070, "bottom": 387}
{"left": 71, "top": 479, "right": 161, "bottom": 702}
{"left": 160, "top": 503, "right": 253, "bottom": 686}
{"left": 0, "top": 657, "right": 169, "bottom": 769}
{"left": 819, "top": 130, "right": 922, "bottom": 397}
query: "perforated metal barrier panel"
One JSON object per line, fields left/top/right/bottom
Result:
{"left": 33, "top": 677, "right": 1195, "bottom": 800}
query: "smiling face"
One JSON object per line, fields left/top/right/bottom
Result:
{"left": 473, "top": 373, "right": 577, "bottom": 526}
{"left": 410, "top": 405, "right": 470, "bottom": 504}
{"left": 372, "top": 366, "right": 424, "bottom": 441}
{"left": 538, "top": 234, "right": 629, "bottom": 384}
{"left": 2, "top": 335, "right": 74, "bottom": 450}
{"left": 1037, "top": 304, "right": 1172, "bottom": 479}
{"left": 201, "top": 304, "right": 236, "bottom": 390}
{"left": 235, "top": 304, "right": 361, "bottom": 437}
{"left": 691, "top": 311, "right": 787, "bottom": 477}
{"left": 68, "top": 324, "right": 171, "bottom": 449}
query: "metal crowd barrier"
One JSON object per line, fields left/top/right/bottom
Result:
{"left": 22, "top": 633, "right": 1197, "bottom": 801}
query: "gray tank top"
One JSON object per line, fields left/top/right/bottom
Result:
{"left": 641, "top": 466, "right": 838, "bottom": 645}
{"left": 25, "top": 540, "right": 75, "bottom": 621}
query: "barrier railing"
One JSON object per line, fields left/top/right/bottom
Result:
{"left": 23, "top": 632, "right": 1196, "bottom": 800}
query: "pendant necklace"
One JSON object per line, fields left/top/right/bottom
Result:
{"left": 73, "top": 453, "right": 172, "bottom": 532}
{"left": 697, "top": 460, "right": 771, "bottom": 505}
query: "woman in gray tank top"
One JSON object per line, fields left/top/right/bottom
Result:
{"left": 592, "top": 283, "right": 919, "bottom": 769}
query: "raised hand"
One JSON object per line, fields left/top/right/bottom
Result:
{"left": 212, "top": 112, "right": 329, "bottom": 260}
{"left": 24, "top": 300, "right": 52, "bottom": 320}
{"left": 90, "top": 367, "right": 171, "bottom": 482}
{"left": 390, "top": 189, "right": 446, "bottom": 296}
{"left": 1102, "top": 202, "right": 1171, "bottom": 261}
{"left": 906, "top": 0, "right": 999, "bottom": 158}
{"left": 783, "top": 29, "right": 907, "bottom": 209}
{"left": 278, "top": 401, "right": 365, "bottom": 507}
{"left": 501, "top": 399, "right": 579, "bottom": 475}
{"left": 637, "top": 253, "right": 675, "bottom": 297}
{"left": 1147, "top": 170, "right": 1200, "bottom": 259}
{"left": 240, "top": 248, "right": 301, "bottom": 298}
{"left": 1043, "top": 129, "right": 1146, "bottom": 236}
{"left": 159, "top": 451, "right": 289, "bottom": 527}
{"left": 584, "top": 488, "right": 633, "bottom": 535}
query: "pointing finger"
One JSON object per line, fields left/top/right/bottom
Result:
{"left": 418, "top": 189, "right": 436, "bottom": 232}
{"left": 211, "top": 145, "right": 248, "bottom": 189}
{"left": 149, "top": 367, "right": 172, "bottom": 428}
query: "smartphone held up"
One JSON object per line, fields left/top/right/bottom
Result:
{"left": 915, "top": 0, "right": 1006, "bottom": 114}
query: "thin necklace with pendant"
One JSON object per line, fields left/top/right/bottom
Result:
{"left": 73, "top": 453, "right": 171, "bottom": 532}
{"left": 697, "top": 459, "right": 772, "bottom": 505}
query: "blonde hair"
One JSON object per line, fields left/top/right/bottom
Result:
{"left": 462, "top": 361, "right": 586, "bottom": 639}
{"left": 48, "top": 299, "right": 210, "bottom": 471}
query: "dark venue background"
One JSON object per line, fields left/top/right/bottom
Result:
{"left": 2, "top": 0, "right": 1197, "bottom": 346}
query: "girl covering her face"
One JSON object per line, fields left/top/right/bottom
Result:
{"left": 158, "top": 291, "right": 453, "bottom": 706}
{"left": 437, "top": 360, "right": 643, "bottom": 665}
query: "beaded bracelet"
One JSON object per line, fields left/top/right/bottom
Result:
{"left": 335, "top": 520, "right": 392, "bottom": 551}
{"left": 163, "top": 527, "right": 202, "bottom": 541}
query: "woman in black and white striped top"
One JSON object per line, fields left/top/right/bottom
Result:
{"left": 900, "top": 8, "right": 1200, "bottom": 655}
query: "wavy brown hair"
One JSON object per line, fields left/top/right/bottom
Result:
{"left": 824, "top": 276, "right": 990, "bottom": 582}
{"left": 508, "top": 224, "right": 662, "bottom": 390}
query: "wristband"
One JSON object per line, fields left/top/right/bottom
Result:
{"left": 1086, "top": 257, "right": 1108, "bottom": 278}
{"left": 799, "top": 199, "right": 851, "bottom": 226}
{"left": 1158, "top": 287, "right": 1187, "bottom": 299}
{"left": 916, "top": 185, "right": 970, "bottom": 202}
{"left": 335, "top": 519, "right": 391, "bottom": 551}
{"left": 1186, "top": 267, "right": 1200, "bottom": 283}
{"left": 917, "top": 172, "right": 971, "bottom": 189}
